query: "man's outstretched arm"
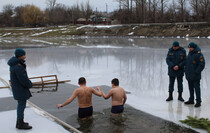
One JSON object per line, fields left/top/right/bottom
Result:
{"left": 101, "top": 88, "right": 113, "bottom": 99}
{"left": 56, "top": 89, "right": 78, "bottom": 108}
{"left": 92, "top": 86, "right": 102, "bottom": 96}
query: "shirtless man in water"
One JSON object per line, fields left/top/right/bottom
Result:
{"left": 99, "top": 78, "right": 127, "bottom": 115}
{"left": 56, "top": 77, "right": 102, "bottom": 119}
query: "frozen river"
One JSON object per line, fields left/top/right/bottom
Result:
{"left": 0, "top": 37, "right": 210, "bottom": 132}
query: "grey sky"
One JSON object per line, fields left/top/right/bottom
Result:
{"left": 0, "top": 0, "right": 119, "bottom": 12}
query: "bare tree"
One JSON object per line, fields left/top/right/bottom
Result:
{"left": 70, "top": 4, "right": 81, "bottom": 24}
{"left": 160, "top": 0, "right": 168, "bottom": 16}
{"left": 115, "top": 0, "right": 123, "bottom": 10}
{"left": 167, "top": 0, "right": 178, "bottom": 22}
{"left": 14, "top": 6, "right": 24, "bottom": 26}
{"left": 151, "top": 0, "right": 159, "bottom": 23}
{"left": 178, "top": 0, "right": 186, "bottom": 22}
{"left": 2, "top": 4, "right": 14, "bottom": 26}
{"left": 46, "top": 0, "right": 57, "bottom": 24}
{"left": 156, "top": 0, "right": 168, "bottom": 22}
{"left": 135, "top": 0, "right": 146, "bottom": 23}
{"left": 200, "top": 0, "right": 210, "bottom": 21}
{"left": 190, "top": 0, "right": 200, "bottom": 21}
{"left": 81, "top": 0, "right": 93, "bottom": 24}
{"left": 46, "top": 0, "right": 56, "bottom": 10}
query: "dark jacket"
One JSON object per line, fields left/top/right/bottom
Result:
{"left": 185, "top": 46, "right": 205, "bottom": 81}
{"left": 8, "top": 57, "right": 32, "bottom": 101}
{"left": 166, "top": 47, "right": 186, "bottom": 77}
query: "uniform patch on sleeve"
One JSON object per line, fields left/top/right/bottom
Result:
{"left": 197, "top": 51, "right": 201, "bottom": 53}
{"left": 200, "top": 56, "right": 204, "bottom": 62}
{"left": 169, "top": 53, "right": 174, "bottom": 55}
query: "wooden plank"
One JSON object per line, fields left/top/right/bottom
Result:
{"left": 32, "top": 80, "right": 71, "bottom": 86}
{"left": 0, "top": 86, "right": 9, "bottom": 89}
{"left": 29, "top": 75, "right": 56, "bottom": 79}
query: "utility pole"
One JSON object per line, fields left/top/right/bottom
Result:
{"left": 106, "top": 3, "right": 108, "bottom": 14}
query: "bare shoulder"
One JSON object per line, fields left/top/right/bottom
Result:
{"left": 108, "top": 88, "right": 114, "bottom": 94}
{"left": 74, "top": 87, "right": 81, "bottom": 93}
{"left": 118, "top": 86, "right": 124, "bottom": 90}
{"left": 86, "top": 87, "right": 94, "bottom": 92}
{"left": 119, "top": 87, "right": 126, "bottom": 93}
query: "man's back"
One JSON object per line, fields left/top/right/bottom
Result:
{"left": 77, "top": 87, "right": 93, "bottom": 108}
{"left": 111, "top": 87, "right": 126, "bottom": 106}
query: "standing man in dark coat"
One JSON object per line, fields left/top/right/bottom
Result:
{"left": 185, "top": 42, "right": 205, "bottom": 107}
{"left": 7, "top": 48, "right": 33, "bottom": 129}
{"left": 166, "top": 41, "right": 186, "bottom": 102}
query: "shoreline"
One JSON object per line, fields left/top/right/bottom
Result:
{"left": 0, "top": 22, "right": 210, "bottom": 38}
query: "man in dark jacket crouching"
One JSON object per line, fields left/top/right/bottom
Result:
{"left": 8, "top": 48, "right": 33, "bottom": 130}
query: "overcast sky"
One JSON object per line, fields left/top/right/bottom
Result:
{"left": 0, "top": 0, "right": 119, "bottom": 12}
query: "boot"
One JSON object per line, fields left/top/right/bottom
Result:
{"left": 178, "top": 92, "right": 184, "bottom": 102}
{"left": 16, "top": 119, "right": 32, "bottom": 130}
{"left": 184, "top": 100, "right": 194, "bottom": 105}
{"left": 166, "top": 92, "right": 173, "bottom": 101}
{"left": 194, "top": 103, "right": 201, "bottom": 108}
{"left": 16, "top": 119, "right": 29, "bottom": 128}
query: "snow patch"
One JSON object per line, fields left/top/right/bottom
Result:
{"left": 76, "top": 25, "right": 122, "bottom": 30}
{"left": 2, "top": 33, "right": 11, "bottom": 37}
{"left": 31, "top": 39, "right": 56, "bottom": 45}
{"left": 76, "top": 44, "right": 123, "bottom": 49}
{"left": 132, "top": 26, "right": 138, "bottom": 30}
{"left": 31, "top": 30, "right": 56, "bottom": 36}
{"left": 128, "top": 32, "right": 134, "bottom": 35}
{"left": 128, "top": 39, "right": 134, "bottom": 42}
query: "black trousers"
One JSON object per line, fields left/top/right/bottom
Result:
{"left": 187, "top": 80, "right": 201, "bottom": 103}
{"left": 168, "top": 76, "right": 183, "bottom": 93}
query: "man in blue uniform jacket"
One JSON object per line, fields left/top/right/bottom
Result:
{"left": 166, "top": 41, "right": 186, "bottom": 102}
{"left": 184, "top": 42, "right": 205, "bottom": 107}
{"left": 7, "top": 48, "right": 33, "bottom": 129}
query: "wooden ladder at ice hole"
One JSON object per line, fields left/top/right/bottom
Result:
{"left": 30, "top": 75, "right": 71, "bottom": 92}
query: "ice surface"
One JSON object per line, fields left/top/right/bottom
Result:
{"left": 0, "top": 108, "right": 70, "bottom": 133}
{"left": 0, "top": 89, "right": 12, "bottom": 98}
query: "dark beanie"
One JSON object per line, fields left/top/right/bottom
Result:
{"left": 173, "top": 41, "right": 179, "bottom": 47}
{"left": 15, "top": 48, "right": 26, "bottom": 57}
{"left": 188, "top": 42, "right": 197, "bottom": 49}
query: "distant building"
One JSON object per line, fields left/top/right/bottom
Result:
{"left": 76, "top": 12, "right": 113, "bottom": 25}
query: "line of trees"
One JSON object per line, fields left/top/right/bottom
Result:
{"left": 0, "top": 0, "right": 210, "bottom": 27}
{"left": 114, "top": 0, "right": 210, "bottom": 23}
{"left": 0, "top": 0, "right": 95, "bottom": 27}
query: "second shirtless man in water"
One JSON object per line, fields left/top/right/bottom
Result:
{"left": 56, "top": 77, "right": 102, "bottom": 119}
{"left": 100, "top": 78, "right": 127, "bottom": 116}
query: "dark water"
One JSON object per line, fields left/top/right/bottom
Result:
{"left": 66, "top": 106, "right": 197, "bottom": 133}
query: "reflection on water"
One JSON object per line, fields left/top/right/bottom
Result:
{"left": 31, "top": 85, "right": 58, "bottom": 93}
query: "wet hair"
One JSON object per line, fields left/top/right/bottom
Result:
{"left": 78, "top": 77, "right": 86, "bottom": 85}
{"left": 111, "top": 78, "right": 119, "bottom": 86}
